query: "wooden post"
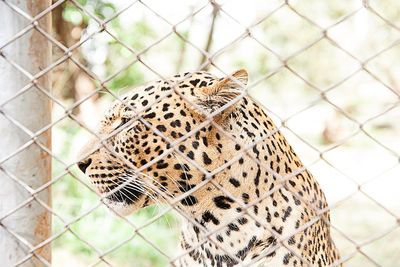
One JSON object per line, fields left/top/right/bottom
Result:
{"left": 0, "top": 0, "right": 52, "bottom": 266}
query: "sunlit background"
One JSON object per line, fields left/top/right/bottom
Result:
{"left": 48, "top": 0, "right": 400, "bottom": 266}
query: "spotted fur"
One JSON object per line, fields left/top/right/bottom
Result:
{"left": 78, "top": 69, "right": 341, "bottom": 266}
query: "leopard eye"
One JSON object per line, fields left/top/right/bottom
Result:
{"left": 121, "top": 117, "right": 130, "bottom": 124}
{"left": 115, "top": 117, "right": 130, "bottom": 130}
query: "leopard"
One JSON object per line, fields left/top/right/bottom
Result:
{"left": 77, "top": 69, "right": 341, "bottom": 267}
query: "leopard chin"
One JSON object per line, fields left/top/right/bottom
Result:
{"left": 102, "top": 198, "right": 137, "bottom": 216}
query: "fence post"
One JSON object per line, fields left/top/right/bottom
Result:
{"left": 0, "top": 0, "right": 52, "bottom": 266}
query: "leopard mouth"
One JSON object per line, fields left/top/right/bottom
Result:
{"left": 103, "top": 177, "right": 145, "bottom": 205}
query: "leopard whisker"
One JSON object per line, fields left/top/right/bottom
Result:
{"left": 105, "top": 177, "right": 141, "bottom": 205}
{"left": 118, "top": 175, "right": 164, "bottom": 205}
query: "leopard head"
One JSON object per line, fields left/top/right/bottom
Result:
{"left": 77, "top": 69, "right": 248, "bottom": 215}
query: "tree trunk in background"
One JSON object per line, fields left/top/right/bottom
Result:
{"left": 52, "top": 1, "right": 100, "bottom": 129}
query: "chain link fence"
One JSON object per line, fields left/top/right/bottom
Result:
{"left": 1, "top": 0, "right": 399, "bottom": 266}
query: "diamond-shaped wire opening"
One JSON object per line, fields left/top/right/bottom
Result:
{"left": 328, "top": 8, "right": 400, "bottom": 61}
{"left": 285, "top": 100, "right": 360, "bottom": 152}
{"left": 361, "top": 226, "right": 400, "bottom": 266}
{"left": 368, "top": 0, "right": 400, "bottom": 30}
{"left": 209, "top": 36, "right": 283, "bottom": 78}
{"left": 325, "top": 71, "right": 399, "bottom": 123}
{"left": 322, "top": 131, "right": 398, "bottom": 183}
{"left": 362, "top": 105, "right": 400, "bottom": 156}
{"left": 252, "top": 5, "right": 323, "bottom": 59}
{"left": 332, "top": 192, "right": 397, "bottom": 245}
{"left": 289, "top": 0, "right": 362, "bottom": 28}
{"left": 361, "top": 168, "right": 400, "bottom": 219}
{"left": 287, "top": 38, "right": 361, "bottom": 89}
{"left": 364, "top": 42, "right": 400, "bottom": 94}
{"left": 250, "top": 68, "right": 322, "bottom": 118}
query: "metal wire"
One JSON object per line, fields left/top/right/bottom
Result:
{"left": 1, "top": 0, "right": 399, "bottom": 266}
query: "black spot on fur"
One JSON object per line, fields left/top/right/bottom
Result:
{"left": 238, "top": 217, "right": 248, "bottom": 225}
{"left": 156, "top": 161, "right": 168, "bottom": 169}
{"left": 213, "top": 196, "right": 234, "bottom": 209}
{"left": 190, "top": 79, "right": 200, "bottom": 86}
{"left": 156, "top": 125, "right": 167, "bottom": 132}
{"left": 202, "top": 152, "right": 212, "bottom": 165}
{"left": 143, "top": 112, "right": 156, "bottom": 119}
{"left": 187, "top": 151, "right": 194, "bottom": 160}
{"left": 164, "top": 112, "right": 174, "bottom": 119}
{"left": 192, "top": 141, "right": 199, "bottom": 149}
{"left": 180, "top": 195, "right": 198, "bottom": 206}
{"left": 228, "top": 223, "right": 239, "bottom": 231}
{"left": 229, "top": 178, "right": 241, "bottom": 187}
{"left": 202, "top": 210, "right": 220, "bottom": 225}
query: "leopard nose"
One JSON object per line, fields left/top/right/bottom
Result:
{"left": 77, "top": 158, "right": 92, "bottom": 173}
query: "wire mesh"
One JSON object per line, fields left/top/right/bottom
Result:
{"left": 1, "top": 0, "right": 399, "bottom": 266}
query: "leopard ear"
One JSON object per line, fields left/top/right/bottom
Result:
{"left": 196, "top": 69, "right": 248, "bottom": 115}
